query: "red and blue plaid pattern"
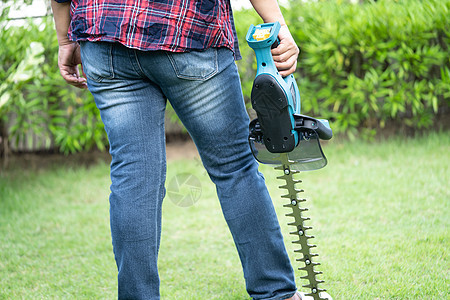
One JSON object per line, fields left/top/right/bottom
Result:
{"left": 61, "top": 0, "right": 235, "bottom": 53}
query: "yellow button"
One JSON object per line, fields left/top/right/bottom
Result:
{"left": 253, "top": 28, "right": 271, "bottom": 41}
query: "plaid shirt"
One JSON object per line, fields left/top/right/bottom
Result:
{"left": 55, "top": 0, "right": 239, "bottom": 56}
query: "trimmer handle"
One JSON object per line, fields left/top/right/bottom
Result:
{"left": 246, "top": 22, "right": 302, "bottom": 153}
{"left": 246, "top": 22, "right": 301, "bottom": 115}
{"left": 294, "top": 115, "right": 333, "bottom": 140}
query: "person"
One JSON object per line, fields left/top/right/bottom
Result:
{"left": 51, "top": 1, "right": 311, "bottom": 299}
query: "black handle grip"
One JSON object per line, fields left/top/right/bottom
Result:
{"left": 315, "top": 121, "right": 333, "bottom": 140}
{"left": 294, "top": 114, "right": 333, "bottom": 140}
{"left": 271, "top": 39, "right": 279, "bottom": 49}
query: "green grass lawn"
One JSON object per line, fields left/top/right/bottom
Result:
{"left": 0, "top": 133, "right": 448, "bottom": 299}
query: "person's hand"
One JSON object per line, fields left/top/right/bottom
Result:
{"left": 57, "top": 41, "right": 88, "bottom": 89}
{"left": 271, "top": 24, "right": 300, "bottom": 77}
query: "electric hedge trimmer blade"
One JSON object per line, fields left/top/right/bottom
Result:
{"left": 276, "top": 155, "right": 327, "bottom": 299}
{"left": 246, "top": 22, "right": 333, "bottom": 300}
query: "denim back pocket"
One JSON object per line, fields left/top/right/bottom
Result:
{"left": 80, "top": 41, "right": 114, "bottom": 83}
{"left": 167, "top": 48, "right": 218, "bottom": 81}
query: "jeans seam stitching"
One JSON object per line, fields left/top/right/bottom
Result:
{"left": 131, "top": 49, "right": 147, "bottom": 77}
{"left": 108, "top": 43, "right": 115, "bottom": 79}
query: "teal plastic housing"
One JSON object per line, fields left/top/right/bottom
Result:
{"left": 246, "top": 21, "right": 301, "bottom": 146}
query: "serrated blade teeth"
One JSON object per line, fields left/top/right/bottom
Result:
{"left": 304, "top": 289, "right": 327, "bottom": 297}
{"left": 303, "top": 283, "right": 324, "bottom": 288}
{"left": 297, "top": 255, "right": 318, "bottom": 261}
{"left": 275, "top": 154, "right": 326, "bottom": 296}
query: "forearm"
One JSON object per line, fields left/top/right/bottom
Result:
{"left": 51, "top": 1, "right": 86, "bottom": 89}
{"left": 51, "top": 1, "right": 72, "bottom": 46}
{"left": 249, "top": 0, "right": 286, "bottom": 25}
{"left": 249, "top": 0, "right": 299, "bottom": 76}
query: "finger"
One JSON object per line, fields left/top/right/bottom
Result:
{"left": 278, "top": 67, "right": 295, "bottom": 78}
{"left": 271, "top": 43, "right": 289, "bottom": 56}
{"left": 61, "top": 71, "right": 88, "bottom": 89}
{"left": 276, "top": 60, "right": 297, "bottom": 77}
{"left": 274, "top": 56, "right": 297, "bottom": 70}
{"left": 271, "top": 44, "right": 299, "bottom": 61}
{"left": 272, "top": 51, "right": 294, "bottom": 64}
{"left": 70, "top": 78, "right": 88, "bottom": 89}
{"left": 271, "top": 44, "right": 285, "bottom": 58}
{"left": 72, "top": 79, "right": 88, "bottom": 89}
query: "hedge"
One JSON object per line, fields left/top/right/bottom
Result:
{"left": 0, "top": 16, "right": 106, "bottom": 155}
{"left": 0, "top": 0, "right": 448, "bottom": 156}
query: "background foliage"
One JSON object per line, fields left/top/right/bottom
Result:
{"left": 0, "top": 0, "right": 448, "bottom": 157}
{"left": 0, "top": 14, "right": 106, "bottom": 156}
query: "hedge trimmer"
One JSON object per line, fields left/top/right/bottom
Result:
{"left": 247, "top": 22, "right": 333, "bottom": 300}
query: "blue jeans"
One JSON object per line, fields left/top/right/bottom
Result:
{"left": 80, "top": 41, "right": 296, "bottom": 300}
